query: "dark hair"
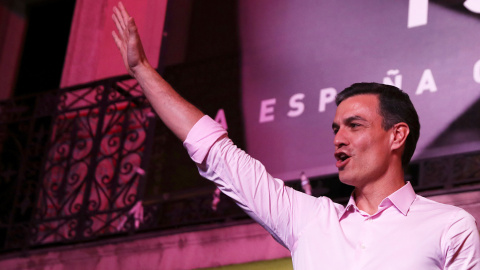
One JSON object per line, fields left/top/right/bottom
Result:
{"left": 335, "top": 82, "right": 420, "bottom": 168}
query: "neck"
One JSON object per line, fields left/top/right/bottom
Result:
{"left": 354, "top": 169, "right": 405, "bottom": 215}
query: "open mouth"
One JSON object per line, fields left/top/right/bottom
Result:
{"left": 335, "top": 152, "right": 351, "bottom": 168}
{"left": 338, "top": 153, "right": 349, "bottom": 162}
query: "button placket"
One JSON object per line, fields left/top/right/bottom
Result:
{"left": 359, "top": 216, "right": 374, "bottom": 250}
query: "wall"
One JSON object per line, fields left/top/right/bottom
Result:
{"left": 0, "top": 190, "right": 478, "bottom": 270}
{"left": 60, "top": 0, "right": 167, "bottom": 87}
{"left": 0, "top": 222, "right": 290, "bottom": 270}
{"left": 0, "top": 4, "right": 26, "bottom": 100}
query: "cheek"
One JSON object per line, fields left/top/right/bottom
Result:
{"left": 354, "top": 136, "right": 376, "bottom": 152}
{"left": 369, "top": 136, "right": 392, "bottom": 159}
{"left": 355, "top": 136, "right": 389, "bottom": 159}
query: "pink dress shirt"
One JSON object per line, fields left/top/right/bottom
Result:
{"left": 184, "top": 116, "right": 480, "bottom": 269}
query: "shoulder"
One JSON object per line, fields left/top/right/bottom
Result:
{"left": 409, "top": 195, "right": 477, "bottom": 232}
{"left": 412, "top": 196, "right": 479, "bottom": 254}
{"left": 413, "top": 195, "right": 472, "bottom": 215}
{"left": 413, "top": 195, "right": 478, "bottom": 236}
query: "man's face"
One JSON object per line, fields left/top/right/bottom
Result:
{"left": 332, "top": 94, "right": 393, "bottom": 188}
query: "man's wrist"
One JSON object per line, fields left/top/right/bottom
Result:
{"left": 131, "top": 61, "right": 153, "bottom": 77}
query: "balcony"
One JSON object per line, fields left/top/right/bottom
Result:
{"left": 1, "top": 59, "right": 479, "bottom": 256}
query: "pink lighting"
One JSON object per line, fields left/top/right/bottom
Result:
{"left": 61, "top": 0, "right": 167, "bottom": 87}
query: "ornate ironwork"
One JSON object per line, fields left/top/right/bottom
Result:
{"left": 33, "top": 78, "right": 154, "bottom": 245}
{"left": 0, "top": 76, "right": 156, "bottom": 252}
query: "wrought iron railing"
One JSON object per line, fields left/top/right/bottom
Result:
{"left": 0, "top": 75, "right": 158, "bottom": 252}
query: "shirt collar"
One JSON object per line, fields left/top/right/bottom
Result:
{"left": 340, "top": 196, "right": 358, "bottom": 220}
{"left": 386, "top": 181, "right": 417, "bottom": 216}
{"left": 339, "top": 182, "right": 417, "bottom": 219}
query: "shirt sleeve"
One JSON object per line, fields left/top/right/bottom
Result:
{"left": 183, "top": 116, "right": 320, "bottom": 250}
{"left": 444, "top": 209, "right": 480, "bottom": 269}
{"left": 183, "top": 115, "right": 228, "bottom": 164}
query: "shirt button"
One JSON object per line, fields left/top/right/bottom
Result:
{"left": 360, "top": 243, "right": 366, "bottom": 249}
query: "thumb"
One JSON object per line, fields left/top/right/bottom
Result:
{"left": 127, "top": 17, "right": 138, "bottom": 39}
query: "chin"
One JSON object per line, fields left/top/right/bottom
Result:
{"left": 338, "top": 173, "right": 356, "bottom": 187}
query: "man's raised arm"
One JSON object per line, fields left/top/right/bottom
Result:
{"left": 111, "top": 2, "right": 204, "bottom": 141}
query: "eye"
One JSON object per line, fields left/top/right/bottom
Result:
{"left": 333, "top": 128, "right": 338, "bottom": 135}
{"left": 349, "top": 123, "right": 361, "bottom": 129}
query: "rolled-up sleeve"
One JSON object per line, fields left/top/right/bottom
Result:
{"left": 183, "top": 115, "right": 227, "bottom": 164}
{"left": 182, "top": 116, "right": 318, "bottom": 250}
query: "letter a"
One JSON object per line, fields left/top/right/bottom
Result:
{"left": 215, "top": 109, "right": 228, "bottom": 130}
{"left": 416, "top": 69, "right": 438, "bottom": 95}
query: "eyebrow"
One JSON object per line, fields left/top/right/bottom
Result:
{"left": 332, "top": 115, "right": 366, "bottom": 130}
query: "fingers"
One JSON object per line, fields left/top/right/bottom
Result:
{"left": 112, "top": 13, "right": 124, "bottom": 38}
{"left": 112, "top": 2, "right": 130, "bottom": 31}
{"left": 112, "top": 2, "right": 133, "bottom": 50}
{"left": 113, "top": 6, "right": 126, "bottom": 31}
{"left": 111, "top": 31, "right": 122, "bottom": 50}
{"left": 113, "top": 2, "right": 130, "bottom": 30}
{"left": 111, "top": 1, "right": 147, "bottom": 75}
{"left": 118, "top": 2, "right": 131, "bottom": 21}
{"left": 112, "top": 3, "right": 128, "bottom": 58}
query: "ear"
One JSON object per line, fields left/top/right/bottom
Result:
{"left": 390, "top": 122, "right": 409, "bottom": 151}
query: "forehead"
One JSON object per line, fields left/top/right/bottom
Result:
{"left": 334, "top": 94, "right": 381, "bottom": 121}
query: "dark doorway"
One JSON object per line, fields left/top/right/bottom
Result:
{"left": 14, "top": 0, "right": 76, "bottom": 96}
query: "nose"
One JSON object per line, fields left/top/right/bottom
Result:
{"left": 334, "top": 127, "right": 348, "bottom": 149}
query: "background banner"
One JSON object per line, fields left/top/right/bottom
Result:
{"left": 239, "top": 0, "right": 480, "bottom": 180}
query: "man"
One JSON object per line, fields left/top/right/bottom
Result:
{"left": 111, "top": 2, "right": 480, "bottom": 269}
